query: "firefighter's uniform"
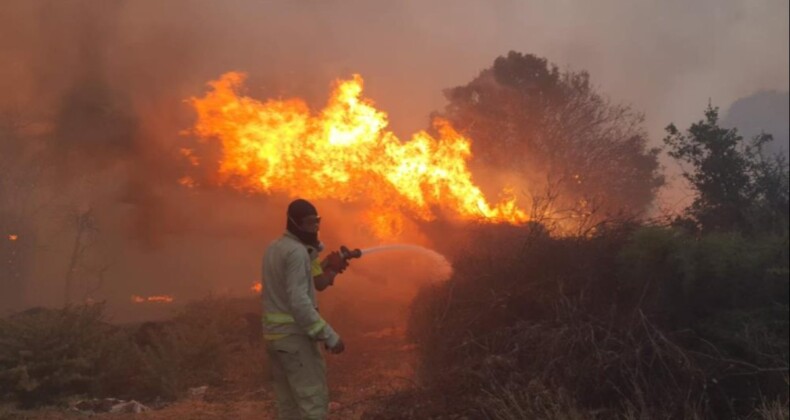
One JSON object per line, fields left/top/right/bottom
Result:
{"left": 262, "top": 231, "right": 340, "bottom": 419}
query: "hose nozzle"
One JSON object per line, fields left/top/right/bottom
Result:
{"left": 339, "top": 245, "right": 362, "bottom": 260}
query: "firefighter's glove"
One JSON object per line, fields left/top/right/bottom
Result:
{"left": 324, "top": 251, "right": 349, "bottom": 274}
{"left": 326, "top": 338, "right": 345, "bottom": 354}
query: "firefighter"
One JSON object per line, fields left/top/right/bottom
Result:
{"left": 262, "top": 199, "right": 347, "bottom": 419}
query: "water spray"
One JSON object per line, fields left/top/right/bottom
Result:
{"left": 337, "top": 244, "right": 446, "bottom": 260}
{"left": 335, "top": 244, "right": 453, "bottom": 281}
{"left": 360, "top": 244, "right": 439, "bottom": 256}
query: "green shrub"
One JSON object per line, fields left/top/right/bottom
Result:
{"left": 0, "top": 304, "right": 117, "bottom": 407}
{"left": 132, "top": 296, "right": 263, "bottom": 400}
{"left": 404, "top": 224, "right": 789, "bottom": 418}
{"left": 0, "top": 296, "right": 265, "bottom": 407}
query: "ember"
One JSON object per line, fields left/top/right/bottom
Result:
{"left": 131, "top": 295, "right": 174, "bottom": 304}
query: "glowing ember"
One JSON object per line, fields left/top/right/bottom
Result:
{"left": 178, "top": 176, "right": 197, "bottom": 188}
{"left": 188, "top": 72, "right": 528, "bottom": 236}
{"left": 131, "top": 294, "right": 174, "bottom": 304}
{"left": 7, "top": 234, "right": 18, "bottom": 241}
{"left": 179, "top": 147, "right": 200, "bottom": 166}
{"left": 251, "top": 282, "right": 262, "bottom": 293}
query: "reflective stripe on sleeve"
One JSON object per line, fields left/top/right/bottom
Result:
{"left": 264, "top": 312, "right": 296, "bottom": 324}
{"left": 311, "top": 259, "right": 323, "bottom": 277}
{"left": 306, "top": 319, "right": 327, "bottom": 337}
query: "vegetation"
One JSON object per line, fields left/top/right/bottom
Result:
{"left": 664, "top": 105, "right": 789, "bottom": 234}
{"left": 0, "top": 51, "right": 787, "bottom": 419}
{"left": 370, "top": 95, "right": 789, "bottom": 418}
{"left": 383, "top": 224, "right": 788, "bottom": 419}
{"left": 438, "top": 51, "right": 664, "bottom": 231}
{"left": 0, "top": 297, "right": 264, "bottom": 408}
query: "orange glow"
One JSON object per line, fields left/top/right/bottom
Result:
{"left": 7, "top": 234, "right": 18, "bottom": 241}
{"left": 251, "top": 282, "right": 262, "bottom": 293}
{"left": 188, "top": 72, "right": 528, "bottom": 236}
{"left": 178, "top": 176, "right": 197, "bottom": 188}
{"left": 131, "top": 294, "right": 174, "bottom": 304}
{"left": 179, "top": 147, "right": 200, "bottom": 166}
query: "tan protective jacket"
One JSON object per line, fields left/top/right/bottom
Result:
{"left": 262, "top": 231, "right": 340, "bottom": 347}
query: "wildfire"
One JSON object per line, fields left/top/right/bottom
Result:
{"left": 131, "top": 295, "right": 174, "bottom": 304}
{"left": 251, "top": 282, "right": 262, "bottom": 293}
{"left": 7, "top": 234, "right": 18, "bottom": 241}
{"left": 188, "top": 72, "right": 528, "bottom": 235}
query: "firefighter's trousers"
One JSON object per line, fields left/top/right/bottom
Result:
{"left": 266, "top": 334, "right": 329, "bottom": 419}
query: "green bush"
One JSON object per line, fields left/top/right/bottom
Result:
{"left": 404, "top": 224, "right": 789, "bottom": 418}
{"left": 132, "top": 296, "right": 264, "bottom": 400}
{"left": 0, "top": 297, "right": 265, "bottom": 407}
{"left": 0, "top": 304, "right": 117, "bottom": 407}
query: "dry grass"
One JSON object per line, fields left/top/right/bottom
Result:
{"left": 0, "top": 304, "right": 420, "bottom": 419}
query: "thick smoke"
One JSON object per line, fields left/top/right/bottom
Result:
{"left": 724, "top": 90, "right": 790, "bottom": 157}
{"left": 0, "top": 1, "right": 786, "bottom": 321}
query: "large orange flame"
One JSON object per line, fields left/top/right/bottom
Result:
{"left": 188, "top": 72, "right": 527, "bottom": 235}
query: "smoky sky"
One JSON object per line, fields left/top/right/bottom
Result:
{"left": 724, "top": 90, "right": 790, "bottom": 157}
{"left": 2, "top": 1, "right": 787, "bottom": 137}
{"left": 0, "top": 0, "right": 787, "bottom": 317}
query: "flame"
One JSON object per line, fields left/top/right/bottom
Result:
{"left": 7, "top": 234, "right": 18, "bottom": 241}
{"left": 188, "top": 72, "right": 528, "bottom": 236}
{"left": 131, "top": 294, "right": 174, "bottom": 304}
{"left": 251, "top": 282, "right": 262, "bottom": 293}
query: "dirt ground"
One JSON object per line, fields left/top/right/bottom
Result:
{"left": 0, "top": 328, "right": 417, "bottom": 420}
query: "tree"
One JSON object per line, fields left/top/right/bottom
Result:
{"left": 664, "top": 104, "right": 789, "bottom": 233}
{"left": 438, "top": 51, "right": 663, "bottom": 233}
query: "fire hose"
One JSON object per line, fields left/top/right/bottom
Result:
{"left": 324, "top": 244, "right": 442, "bottom": 273}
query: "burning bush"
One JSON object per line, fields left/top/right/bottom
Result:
{"left": 438, "top": 52, "right": 664, "bottom": 232}
{"left": 399, "top": 224, "right": 789, "bottom": 418}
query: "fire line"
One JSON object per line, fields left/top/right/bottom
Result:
{"left": 187, "top": 72, "right": 528, "bottom": 236}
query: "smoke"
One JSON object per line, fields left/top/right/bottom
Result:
{"left": 724, "top": 90, "right": 790, "bottom": 157}
{"left": 0, "top": 1, "right": 786, "bottom": 320}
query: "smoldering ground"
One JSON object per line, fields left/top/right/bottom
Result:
{"left": 0, "top": 1, "right": 787, "bottom": 323}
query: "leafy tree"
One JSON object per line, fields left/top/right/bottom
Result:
{"left": 664, "top": 105, "right": 789, "bottom": 233}
{"left": 438, "top": 51, "right": 663, "bottom": 232}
